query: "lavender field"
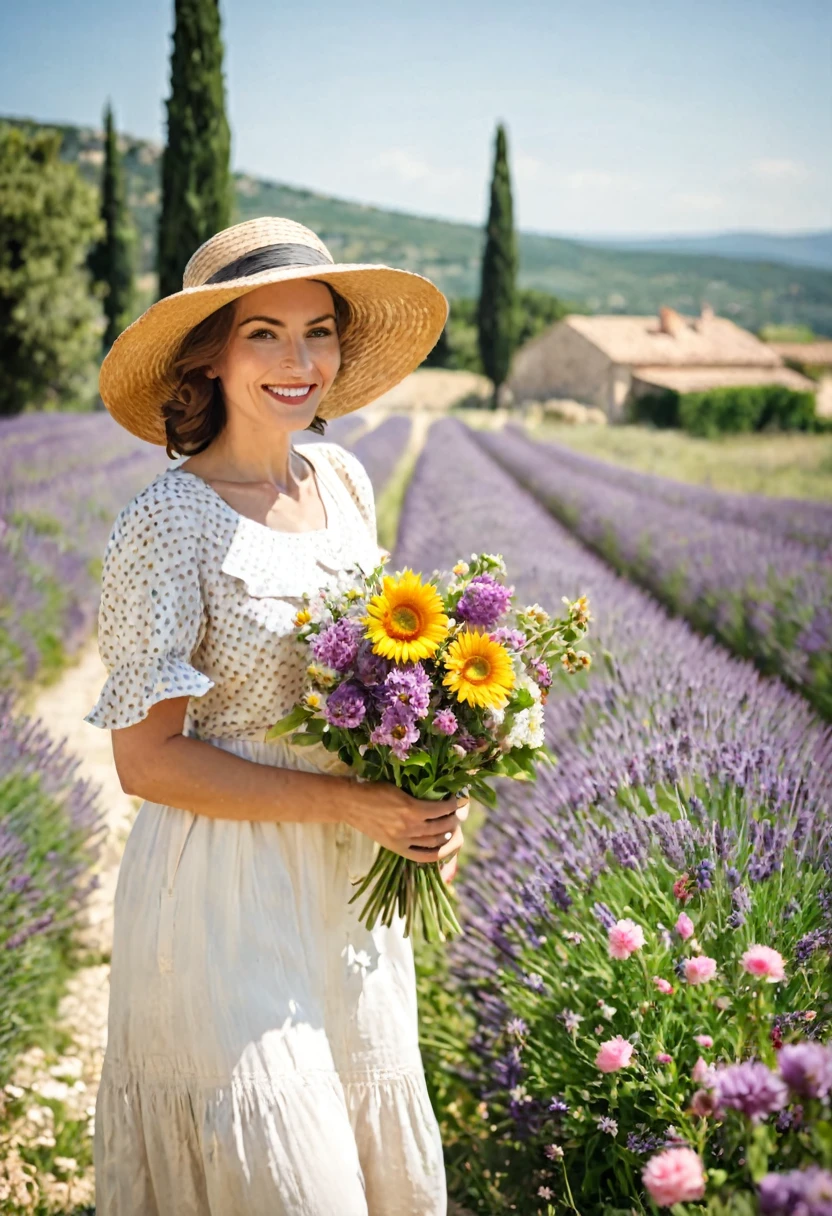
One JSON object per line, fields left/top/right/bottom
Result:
{"left": 397, "top": 419, "right": 832, "bottom": 1213}
{"left": 475, "top": 425, "right": 832, "bottom": 719}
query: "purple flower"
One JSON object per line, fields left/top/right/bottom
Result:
{"left": 548, "top": 1096, "right": 569, "bottom": 1115}
{"left": 353, "top": 640, "right": 392, "bottom": 687}
{"left": 382, "top": 663, "right": 431, "bottom": 718}
{"left": 491, "top": 626, "right": 526, "bottom": 651}
{"left": 714, "top": 1061, "right": 789, "bottom": 1122}
{"left": 323, "top": 682, "right": 367, "bottom": 729}
{"left": 597, "top": 1115, "right": 618, "bottom": 1136}
{"left": 310, "top": 618, "right": 364, "bottom": 672}
{"left": 529, "top": 657, "right": 553, "bottom": 688}
{"left": 457, "top": 573, "right": 513, "bottom": 629}
{"left": 370, "top": 700, "right": 420, "bottom": 759}
{"left": 455, "top": 730, "right": 480, "bottom": 753}
{"left": 433, "top": 708, "right": 458, "bottom": 736}
{"left": 778, "top": 1043, "right": 832, "bottom": 1100}
{"left": 506, "top": 1017, "right": 528, "bottom": 1038}
{"left": 759, "top": 1167, "right": 832, "bottom": 1215}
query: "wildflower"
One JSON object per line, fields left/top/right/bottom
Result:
{"left": 432, "top": 708, "right": 458, "bottom": 736}
{"left": 369, "top": 701, "right": 420, "bottom": 759}
{"left": 306, "top": 662, "right": 339, "bottom": 689}
{"left": 456, "top": 572, "right": 513, "bottom": 629}
{"left": 758, "top": 1166, "right": 832, "bottom": 1215}
{"left": 597, "top": 1115, "right": 618, "bottom": 1135}
{"left": 694, "top": 1035, "right": 713, "bottom": 1049}
{"left": 643, "top": 1147, "right": 707, "bottom": 1207}
{"left": 309, "top": 617, "right": 364, "bottom": 671}
{"left": 563, "top": 931, "right": 584, "bottom": 945}
{"left": 684, "top": 956, "right": 717, "bottom": 985}
{"left": 452, "top": 560, "right": 469, "bottom": 576}
{"left": 595, "top": 1036, "right": 634, "bottom": 1073}
{"left": 323, "top": 682, "right": 367, "bottom": 729}
{"left": 713, "top": 1061, "right": 788, "bottom": 1122}
{"left": 675, "top": 912, "right": 694, "bottom": 940}
{"left": 694, "top": 859, "right": 714, "bottom": 890}
{"left": 524, "top": 972, "right": 544, "bottom": 992}
{"left": 302, "top": 690, "right": 324, "bottom": 711}
{"left": 592, "top": 901, "right": 617, "bottom": 929}
{"left": 689, "top": 1089, "right": 717, "bottom": 1118}
{"left": 382, "top": 664, "right": 432, "bottom": 717}
{"left": 537, "top": 1187, "right": 554, "bottom": 1201}
{"left": 608, "top": 918, "right": 646, "bottom": 960}
{"left": 673, "top": 874, "right": 694, "bottom": 903}
{"left": 692, "top": 1057, "right": 715, "bottom": 1086}
{"left": 741, "top": 945, "right": 786, "bottom": 983}
{"left": 506, "top": 1017, "right": 528, "bottom": 1039}
{"left": 443, "top": 629, "right": 515, "bottom": 710}
{"left": 293, "top": 608, "right": 312, "bottom": 627}
{"left": 628, "top": 1130, "right": 668, "bottom": 1156}
{"left": 560, "top": 1010, "right": 583, "bottom": 1033}
{"left": 653, "top": 976, "right": 674, "bottom": 995}
{"left": 544, "top": 1143, "right": 564, "bottom": 1160}
{"left": 364, "top": 569, "right": 449, "bottom": 663}
{"left": 598, "top": 1003, "right": 617, "bottom": 1020}
{"left": 777, "top": 1043, "right": 832, "bottom": 1100}
{"left": 656, "top": 1053, "right": 673, "bottom": 1064}
{"left": 548, "top": 1096, "right": 569, "bottom": 1115}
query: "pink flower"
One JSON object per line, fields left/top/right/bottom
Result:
{"left": 694, "top": 1035, "right": 714, "bottom": 1049}
{"left": 652, "top": 976, "right": 674, "bottom": 995}
{"left": 643, "top": 1147, "right": 707, "bottom": 1207}
{"left": 684, "top": 956, "right": 717, "bottom": 985}
{"left": 607, "top": 918, "right": 645, "bottom": 960}
{"left": 692, "top": 1056, "right": 716, "bottom": 1086}
{"left": 675, "top": 912, "right": 695, "bottom": 940}
{"left": 595, "top": 1036, "right": 634, "bottom": 1073}
{"left": 741, "top": 945, "right": 786, "bottom": 983}
{"left": 656, "top": 1053, "right": 673, "bottom": 1064}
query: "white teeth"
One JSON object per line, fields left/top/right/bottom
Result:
{"left": 265, "top": 385, "right": 312, "bottom": 398}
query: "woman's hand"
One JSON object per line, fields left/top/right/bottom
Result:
{"left": 339, "top": 780, "right": 469, "bottom": 867}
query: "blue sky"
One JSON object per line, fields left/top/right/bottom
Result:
{"left": 1, "top": 0, "right": 830, "bottom": 236}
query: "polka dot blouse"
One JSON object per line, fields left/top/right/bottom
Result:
{"left": 84, "top": 442, "right": 382, "bottom": 739}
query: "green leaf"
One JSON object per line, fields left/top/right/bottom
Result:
{"left": 264, "top": 704, "right": 309, "bottom": 740}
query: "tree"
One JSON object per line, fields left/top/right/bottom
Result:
{"left": 477, "top": 123, "right": 518, "bottom": 407}
{"left": 157, "top": 0, "right": 232, "bottom": 299}
{"left": 88, "top": 101, "right": 137, "bottom": 351}
{"left": 0, "top": 124, "right": 103, "bottom": 416}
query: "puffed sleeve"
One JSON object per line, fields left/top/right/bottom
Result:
{"left": 323, "top": 442, "right": 378, "bottom": 545}
{"left": 83, "top": 483, "right": 215, "bottom": 730}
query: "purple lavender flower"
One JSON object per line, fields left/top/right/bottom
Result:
{"left": 506, "top": 1017, "right": 528, "bottom": 1038}
{"left": 457, "top": 573, "right": 513, "bottom": 629}
{"left": 714, "top": 1061, "right": 789, "bottom": 1122}
{"left": 795, "top": 929, "right": 828, "bottom": 963}
{"left": 778, "top": 1043, "right": 832, "bottom": 1100}
{"left": 382, "top": 664, "right": 431, "bottom": 718}
{"left": 758, "top": 1167, "right": 832, "bottom": 1215}
{"left": 323, "top": 681, "right": 367, "bottom": 729}
{"left": 310, "top": 618, "right": 364, "bottom": 672}
{"left": 491, "top": 626, "right": 526, "bottom": 651}
{"left": 592, "top": 901, "right": 616, "bottom": 930}
{"left": 548, "top": 1096, "right": 569, "bottom": 1115}
{"left": 597, "top": 1116, "right": 618, "bottom": 1136}
{"left": 433, "top": 708, "right": 458, "bottom": 736}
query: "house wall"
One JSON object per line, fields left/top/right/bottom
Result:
{"left": 507, "top": 323, "right": 614, "bottom": 413}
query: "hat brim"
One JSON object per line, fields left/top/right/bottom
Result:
{"left": 98, "top": 263, "right": 449, "bottom": 445}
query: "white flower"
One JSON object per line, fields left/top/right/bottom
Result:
{"left": 505, "top": 700, "right": 545, "bottom": 749}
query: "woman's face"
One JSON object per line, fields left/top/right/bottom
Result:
{"left": 205, "top": 278, "right": 342, "bottom": 431}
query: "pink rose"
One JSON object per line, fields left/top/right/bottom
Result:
{"left": 653, "top": 976, "right": 674, "bottom": 995}
{"left": 608, "top": 918, "right": 646, "bottom": 960}
{"left": 741, "top": 945, "right": 786, "bottom": 983}
{"left": 675, "top": 912, "right": 695, "bottom": 940}
{"left": 684, "top": 956, "right": 717, "bottom": 985}
{"left": 643, "top": 1147, "right": 707, "bottom": 1207}
{"left": 595, "top": 1036, "right": 635, "bottom": 1073}
{"left": 694, "top": 1035, "right": 714, "bottom": 1049}
{"left": 656, "top": 1053, "right": 673, "bottom": 1064}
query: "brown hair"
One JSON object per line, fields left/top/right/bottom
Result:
{"left": 161, "top": 281, "right": 352, "bottom": 459}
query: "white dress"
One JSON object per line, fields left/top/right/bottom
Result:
{"left": 83, "top": 441, "right": 446, "bottom": 1216}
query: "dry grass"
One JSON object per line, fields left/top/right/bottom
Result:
{"left": 528, "top": 422, "right": 832, "bottom": 501}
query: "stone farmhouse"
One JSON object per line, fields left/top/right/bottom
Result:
{"left": 767, "top": 341, "right": 832, "bottom": 419}
{"left": 506, "top": 306, "right": 815, "bottom": 421}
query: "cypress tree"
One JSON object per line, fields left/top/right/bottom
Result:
{"left": 88, "top": 101, "right": 136, "bottom": 351}
{"left": 477, "top": 122, "right": 518, "bottom": 408}
{"left": 157, "top": 0, "right": 232, "bottom": 299}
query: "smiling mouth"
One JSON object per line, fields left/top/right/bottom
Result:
{"left": 263, "top": 384, "right": 316, "bottom": 404}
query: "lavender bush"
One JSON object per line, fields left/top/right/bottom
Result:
{"left": 475, "top": 426, "right": 832, "bottom": 720}
{"left": 397, "top": 419, "right": 832, "bottom": 1214}
{"left": 348, "top": 414, "right": 412, "bottom": 489}
{"left": 0, "top": 691, "right": 106, "bottom": 1084}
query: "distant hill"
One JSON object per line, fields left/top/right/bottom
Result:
{"left": 578, "top": 230, "right": 832, "bottom": 272}
{"left": 4, "top": 113, "right": 832, "bottom": 335}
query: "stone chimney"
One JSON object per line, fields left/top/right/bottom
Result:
{"left": 658, "top": 306, "right": 685, "bottom": 337}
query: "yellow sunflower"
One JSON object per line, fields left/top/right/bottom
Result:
{"left": 363, "top": 568, "right": 449, "bottom": 663}
{"left": 443, "top": 629, "right": 515, "bottom": 710}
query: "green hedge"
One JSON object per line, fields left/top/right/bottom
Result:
{"left": 631, "top": 383, "right": 826, "bottom": 436}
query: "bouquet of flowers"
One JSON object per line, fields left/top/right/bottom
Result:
{"left": 266, "top": 552, "right": 591, "bottom": 942}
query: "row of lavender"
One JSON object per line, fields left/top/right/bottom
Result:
{"left": 397, "top": 419, "right": 832, "bottom": 1214}
{"left": 0, "top": 410, "right": 370, "bottom": 690}
{"left": 482, "top": 425, "right": 832, "bottom": 720}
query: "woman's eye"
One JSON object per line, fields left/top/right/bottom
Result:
{"left": 249, "top": 329, "right": 275, "bottom": 339}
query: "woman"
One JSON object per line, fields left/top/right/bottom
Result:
{"left": 84, "top": 215, "right": 467, "bottom": 1215}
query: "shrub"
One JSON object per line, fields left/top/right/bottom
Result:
{"left": 678, "top": 385, "right": 818, "bottom": 437}
{"left": 629, "top": 390, "right": 680, "bottom": 429}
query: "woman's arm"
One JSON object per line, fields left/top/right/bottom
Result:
{"left": 112, "top": 695, "right": 467, "bottom": 865}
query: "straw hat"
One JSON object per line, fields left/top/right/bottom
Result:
{"left": 98, "top": 216, "right": 449, "bottom": 445}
